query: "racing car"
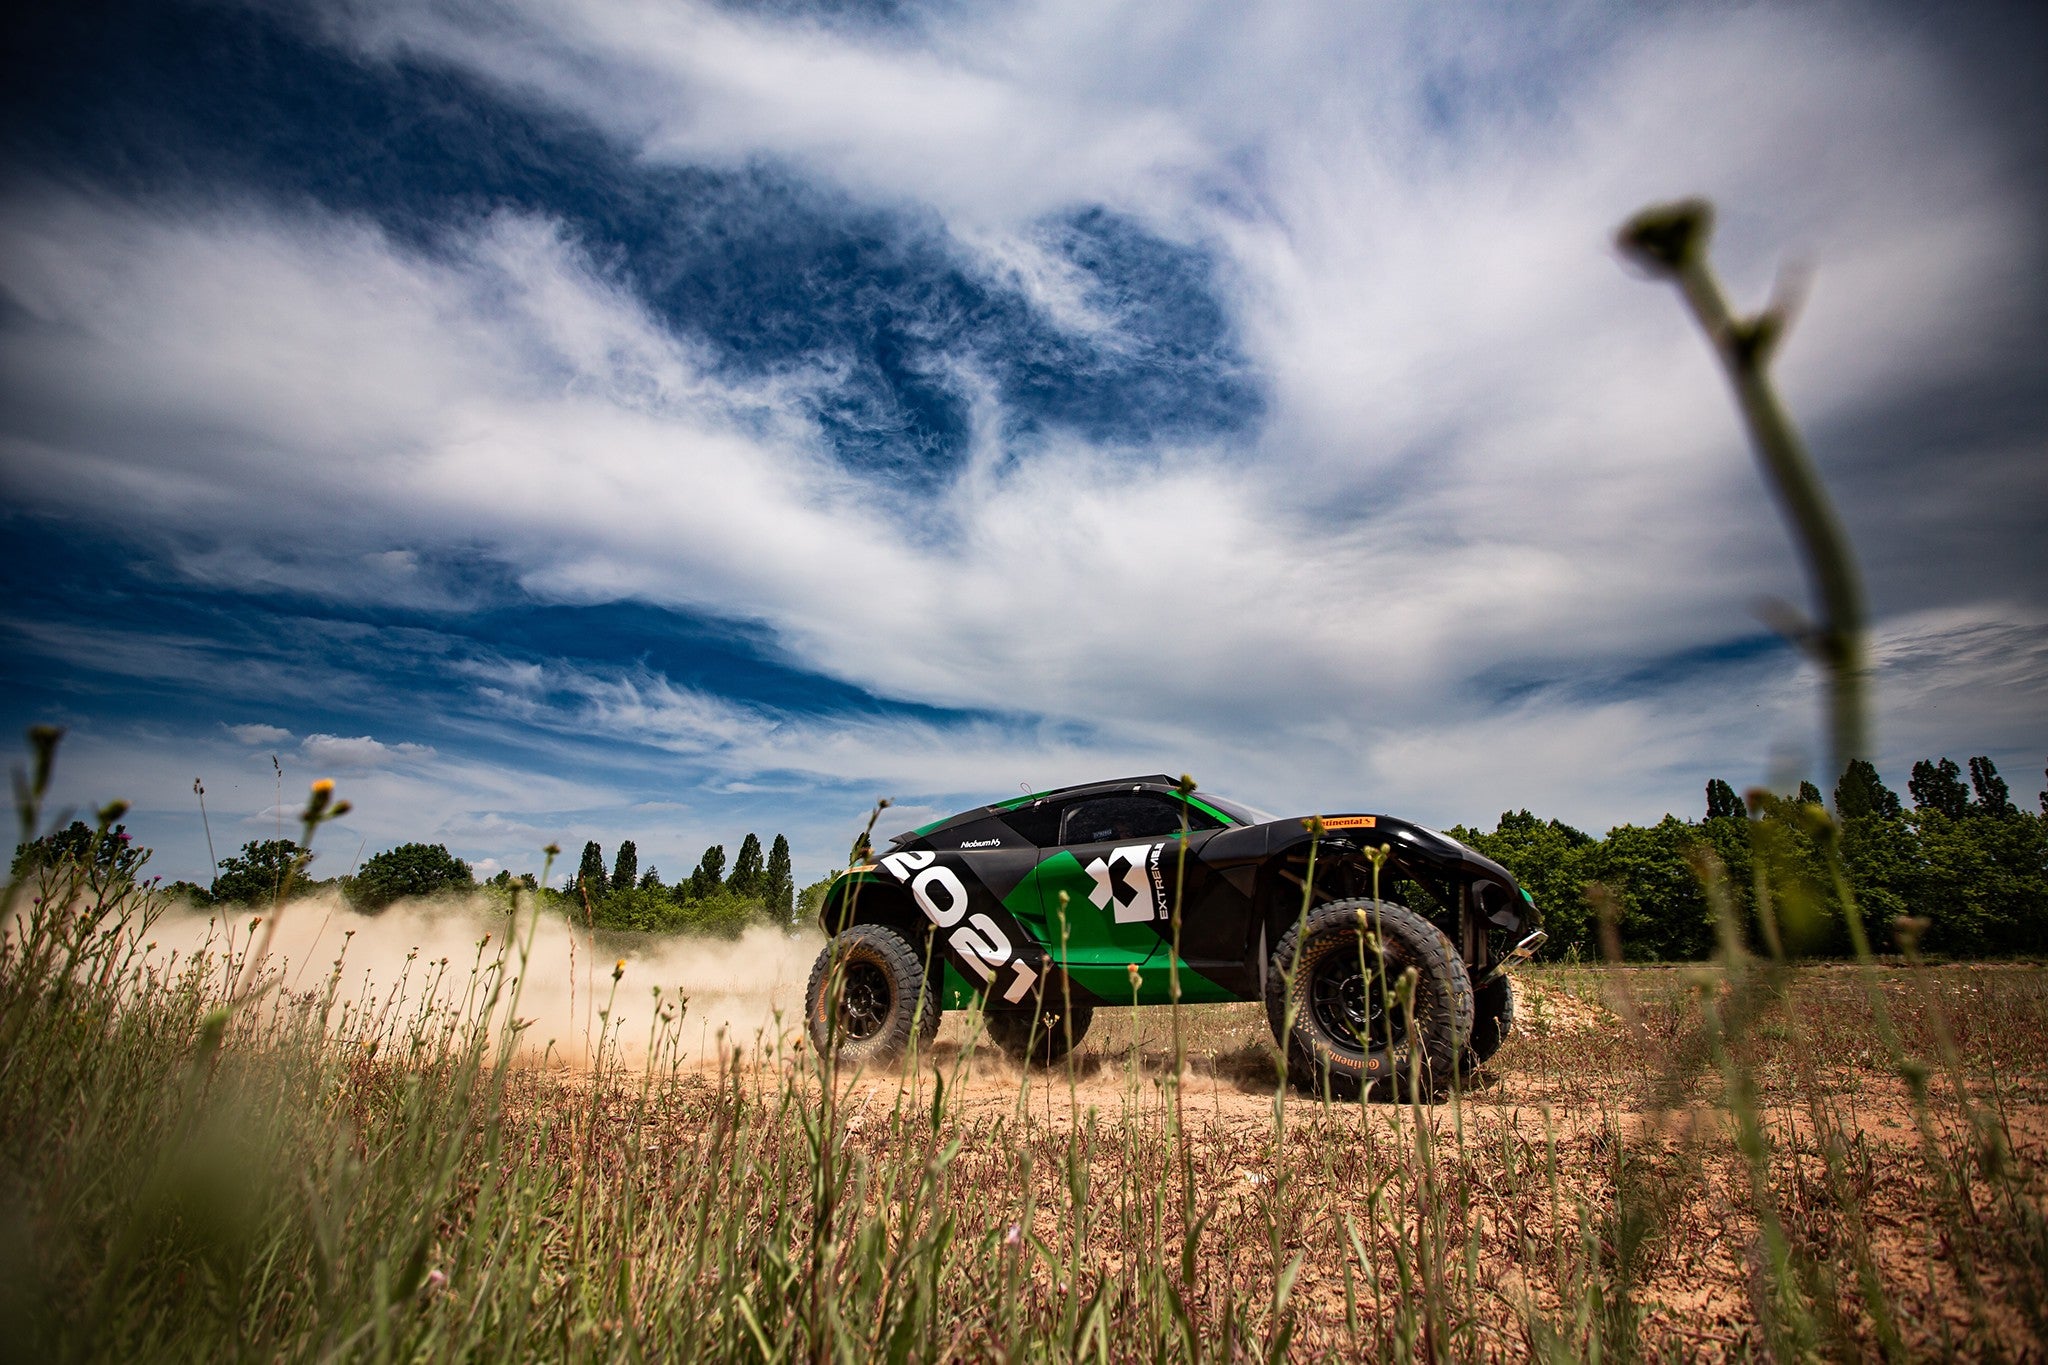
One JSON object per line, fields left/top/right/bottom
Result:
{"left": 803, "top": 775, "right": 1545, "bottom": 1099}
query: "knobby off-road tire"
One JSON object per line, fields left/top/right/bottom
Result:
{"left": 985, "top": 1000, "right": 1095, "bottom": 1067}
{"left": 1465, "top": 974, "right": 1516, "bottom": 1071}
{"left": 804, "top": 923, "right": 941, "bottom": 1067}
{"left": 1265, "top": 899, "right": 1474, "bottom": 1101}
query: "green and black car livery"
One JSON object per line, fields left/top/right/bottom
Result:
{"left": 804, "top": 775, "right": 1546, "bottom": 1098}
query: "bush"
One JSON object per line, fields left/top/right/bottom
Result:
{"left": 593, "top": 884, "right": 686, "bottom": 934}
{"left": 210, "top": 839, "right": 307, "bottom": 906}
{"left": 349, "top": 842, "right": 474, "bottom": 912}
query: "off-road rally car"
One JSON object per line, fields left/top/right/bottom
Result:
{"left": 804, "top": 776, "right": 1545, "bottom": 1099}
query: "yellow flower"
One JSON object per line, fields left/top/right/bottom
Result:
{"left": 312, "top": 778, "right": 335, "bottom": 796}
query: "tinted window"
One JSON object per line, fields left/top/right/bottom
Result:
{"left": 1057, "top": 795, "right": 1220, "bottom": 845}
{"left": 995, "top": 801, "right": 1063, "bottom": 847}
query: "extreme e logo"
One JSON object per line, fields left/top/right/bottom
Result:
{"left": 1085, "top": 843, "right": 1168, "bottom": 924}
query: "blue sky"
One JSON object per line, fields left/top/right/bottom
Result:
{"left": 2, "top": 0, "right": 2043, "bottom": 888}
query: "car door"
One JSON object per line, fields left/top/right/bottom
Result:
{"left": 1014, "top": 793, "right": 1220, "bottom": 1002}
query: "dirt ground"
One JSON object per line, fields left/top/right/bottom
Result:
{"left": 772, "top": 968, "right": 2048, "bottom": 1357}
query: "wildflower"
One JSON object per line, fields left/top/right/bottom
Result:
{"left": 311, "top": 779, "right": 335, "bottom": 796}
{"left": 1004, "top": 1224, "right": 1022, "bottom": 1247}
{"left": 1126, "top": 962, "right": 1143, "bottom": 992}
{"left": 613, "top": 959, "right": 626, "bottom": 982}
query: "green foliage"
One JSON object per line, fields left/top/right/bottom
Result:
{"left": 575, "top": 840, "right": 608, "bottom": 900}
{"left": 610, "top": 840, "right": 638, "bottom": 895}
{"left": 1461, "top": 760, "right": 2046, "bottom": 962}
{"left": 1450, "top": 811, "right": 1596, "bottom": 955}
{"left": 209, "top": 839, "right": 307, "bottom": 906}
{"left": 10, "top": 819, "right": 149, "bottom": 892}
{"left": 1911, "top": 807, "right": 2048, "bottom": 957}
{"left": 1910, "top": 758, "right": 1970, "bottom": 819}
{"left": 1969, "top": 756, "right": 2014, "bottom": 816}
{"left": 797, "top": 874, "right": 834, "bottom": 924}
{"left": 765, "top": 834, "right": 795, "bottom": 926}
{"left": 729, "top": 833, "right": 764, "bottom": 899}
{"left": 349, "top": 842, "right": 474, "bottom": 911}
{"left": 688, "top": 844, "right": 726, "bottom": 900}
{"left": 1578, "top": 816, "right": 1717, "bottom": 962}
{"left": 1834, "top": 759, "right": 1902, "bottom": 819}
{"left": 592, "top": 883, "right": 686, "bottom": 934}
{"left": 674, "top": 887, "right": 768, "bottom": 939}
{"left": 1704, "top": 779, "right": 1745, "bottom": 821}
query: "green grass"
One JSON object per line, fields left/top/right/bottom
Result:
{"left": 3, "top": 822, "right": 2045, "bottom": 1360}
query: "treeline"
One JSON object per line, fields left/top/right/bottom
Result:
{"left": 548, "top": 834, "right": 807, "bottom": 937}
{"left": 14, "top": 826, "right": 815, "bottom": 941}
{"left": 1450, "top": 755, "right": 2048, "bottom": 962}
{"left": 14, "top": 754, "right": 2042, "bottom": 960}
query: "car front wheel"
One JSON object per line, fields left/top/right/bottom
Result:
{"left": 804, "top": 923, "right": 941, "bottom": 1066}
{"left": 1265, "top": 899, "right": 1474, "bottom": 1101}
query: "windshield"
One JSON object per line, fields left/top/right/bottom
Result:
{"left": 1192, "top": 791, "right": 1277, "bottom": 826}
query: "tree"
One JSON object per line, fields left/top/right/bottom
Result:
{"left": 1704, "top": 779, "right": 1746, "bottom": 822}
{"left": 639, "top": 866, "right": 663, "bottom": 892}
{"left": 350, "top": 842, "right": 473, "bottom": 911}
{"left": 1796, "top": 780, "right": 1823, "bottom": 808}
{"left": 1574, "top": 817, "right": 1714, "bottom": 962}
{"left": 798, "top": 874, "right": 835, "bottom": 924}
{"left": 1968, "top": 756, "right": 2015, "bottom": 817}
{"left": 594, "top": 884, "right": 685, "bottom": 934}
{"left": 765, "top": 834, "right": 795, "bottom": 925}
{"left": 1448, "top": 811, "right": 1596, "bottom": 958}
{"left": 729, "top": 833, "right": 764, "bottom": 899}
{"left": 1910, "top": 809, "right": 2048, "bottom": 956}
{"left": 11, "top": 820, "right": 149, "bottom": 893}
{"left": 1834, "top": 759, "right": 1902, "bottom": 820}
{"left": 687, "top": 844, "right": 726, "bottom": 901}
{"left": 611, "top": 840, "right": 639, "bottom": 896}
{"left": 575, "top": 841, "right": 608, "bottom": 901}
{"left": 211, "top": 839, "right": 307, "bottom": 905}
{"left": 1909, "top": 758, "right": 1971, "bottom": 820}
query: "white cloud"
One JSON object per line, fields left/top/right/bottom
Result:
{"left": 2, "top": 0, "right": 2042, "bottom": 864}
{"left": 224, "top": 722, "right": 293, "bottom": 745}
{"left": 298, "top": 733, "right": 437, "bottom": 768}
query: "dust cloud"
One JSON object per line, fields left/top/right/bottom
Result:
{"left": 141, "top": 891, "right": 826, "bottom": 1068}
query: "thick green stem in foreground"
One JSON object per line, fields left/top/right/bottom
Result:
{"left": 1617, "top": 198, "right": 1868, "bottom": 780}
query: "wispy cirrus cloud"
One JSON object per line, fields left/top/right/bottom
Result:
{"left": 1, "top": 0, "right": 2042, "bottom": 882}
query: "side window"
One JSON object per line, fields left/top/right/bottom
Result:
{"left": 1058, "top": 795, "right": 1217, "bottom": 845}
{"left": 995, "top": 801, "right": 1063, "bottom": 847}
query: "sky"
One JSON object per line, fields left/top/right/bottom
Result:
{"left": 1, "top": 0, "right": 2043, "bottom": 890}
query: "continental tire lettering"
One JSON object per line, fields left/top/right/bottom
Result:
{"left": 949, "top": 912, "right": 1011, "bottom": 982}
{"left": 911, "top": 865, "right": 970, "bottom": 928}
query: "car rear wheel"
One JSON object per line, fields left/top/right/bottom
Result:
{"left": 1265, "top": 899, "right": 1473, "bottom": 1101}
{"left": 804, "top": 923, "right": 940, "bottom": 1066}
{"left": 985, "top": 1000, "right": 1094, "bottom": 1066}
